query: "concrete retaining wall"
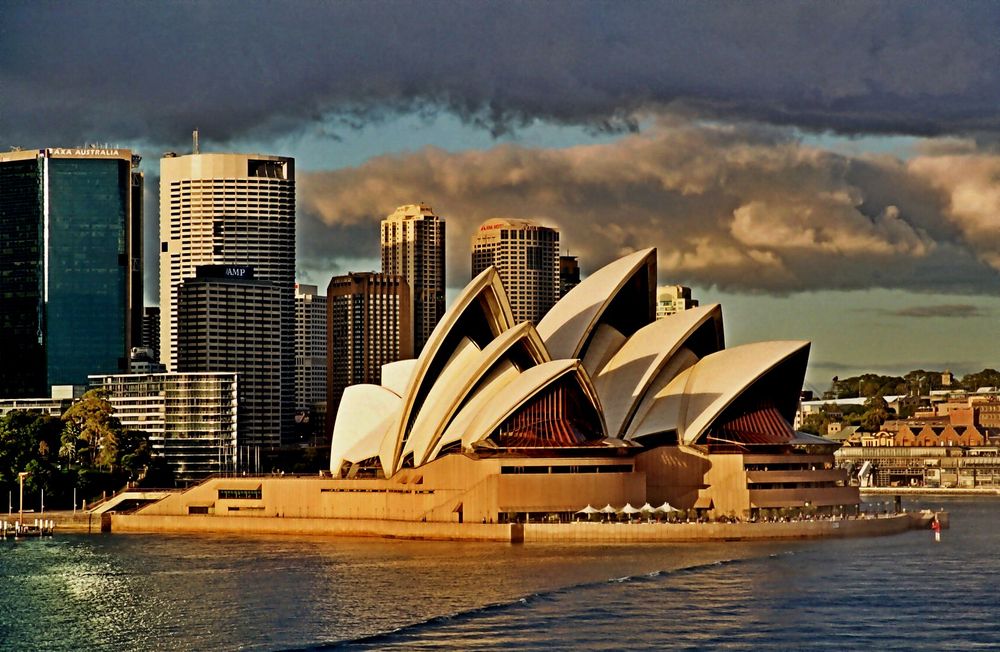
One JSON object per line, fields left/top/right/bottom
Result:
{"left": 39, "top": 511, "right": 99, "bottom": 533}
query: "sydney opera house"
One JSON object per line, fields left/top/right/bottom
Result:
{"left": 129, "top": 248, "right": 858, "bottom": 529}
{"left": 323, "top": 248, "right": 859, "bottom": 522}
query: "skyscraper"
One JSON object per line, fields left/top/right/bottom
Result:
{"left": 559, "top": 255, "right": 580, "bottom": 297}
{"left": 326, "top": 272, "right": 411, "bottom": 432}
{"left": 471, "top": 218, "right": 559, "bottom": 325}
{"left": 295, "top": 283, "right": 327, "bottom": 410}
{"left": 381, "top": 203, "right": 445, "bottom": 355}
{"left": 176, "top": 265, "right": 286, "bottom": 449}
{"left": 160, "top": 151, "right": 295, "bottom": 447}
{"left": 0, "top": 147, "right": 142, "bottom": 397}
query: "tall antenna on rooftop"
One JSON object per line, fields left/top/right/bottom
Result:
{"left": 192, "top": 128, "right": 200, "bottom": 154}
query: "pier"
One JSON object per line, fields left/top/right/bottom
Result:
{"left": 1, "top": 519, "right": 56, "bottom": 539}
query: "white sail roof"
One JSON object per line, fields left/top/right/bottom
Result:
{"left": 461, "top": 359, "right": 606, "bottom": 448}
{"left": 385, "top": 266, "right": 514, "bottom": 474}
{"left": 406, "top": 322, "right": 551, "bottom": 469}
{"left": 329, "top": 384, "right": 401, "bottom": 475}
{"left": 537, "top": 248, "right": 656, "bottom": 360}
{"left": 627, "top": 340, "right": 811, "bottom": 445}
{"left": 595, "top": 305, "right": 723, "bottom": 437}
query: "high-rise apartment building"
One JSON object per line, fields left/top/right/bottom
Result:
{"left": 560, "top": 255, "right": 581, "bottom": 297}
{"left": 90, "top": 371, "right": 238, "bottom": 483}
{"left": 381, "top": 203, "right": 445, "bottom": 355}
{"left": 326, "top": 273, "right": 411, "bottom": 431}
{"left": 656, "top": 285, "right": 699, "bottom": 318}
{"left": 160, "top": 151, "right": 295, "bottom": 448}
{"left": 0, "top": 147, "right": 142, "bottom": 397}
{"left": 295, "top": 283, "right": 327, "bottom": 409}
{"left": 471, "top": 219, "right": 559, "bottom": 325}
{"left": 176, "top": 265, "right": 286, "bottom": 449}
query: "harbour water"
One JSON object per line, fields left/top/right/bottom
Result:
{"left": 0, "top": 496, "right": 995, "bottom": 651}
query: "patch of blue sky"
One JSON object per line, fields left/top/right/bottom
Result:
{"left": 797, "top": 130, "right": 924, "bottom": 160}
{"left": 227, "top": 113, "right": 622, "bottom": 171}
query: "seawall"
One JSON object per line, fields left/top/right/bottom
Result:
{"left": 24, "top": 511, "right": 101, "bottom": 533}
{"left": 110, "top": 512, "right": 935, "bottom": 543}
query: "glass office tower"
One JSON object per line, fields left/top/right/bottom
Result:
{"left": 0, "top": 148, "right": 142, "bottom": 397}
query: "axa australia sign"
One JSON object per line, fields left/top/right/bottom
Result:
{"left": 46, "top": 148, "right": 130, "bottom": 159}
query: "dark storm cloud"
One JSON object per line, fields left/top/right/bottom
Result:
{"left": 809, "top": 359, "right": 983, "bottom": 376}
{"left": 295, "top": 120, "right": 1000, "bottom": 295}
{"left": 3, "top": 2, "right": 1000, "bottom": 148}
{"left": 880, "top": 305, "right": 988, "bottom": 319}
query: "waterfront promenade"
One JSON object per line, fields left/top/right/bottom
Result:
{"left": 109, "top": 510, "right": 938, "bottom": 543}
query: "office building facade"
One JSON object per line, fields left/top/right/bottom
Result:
{"left": 295, "top": 283, "right": 328, "bottom": 439}
{"left": 90, "top": 371, "right": 238, "bottom": 483}
{"left": 471, "top": 219, "right": 559, "bottom": 325}
{"left": 0, "top": 148, "right": 142, "bottom": 397}
{"left": 381, "top": 203, "right": 445, "bottom": 355}
{"left": 326, "top": 273, "right": 411, "bottom": 431}
{"left": 159, "top": 151, "right": 295, "bottom": 447}
{"left": 176, "top": 265, "right": 286, "bottom": 450}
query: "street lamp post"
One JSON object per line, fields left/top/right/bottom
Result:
{"left": 18, "top": 471, "right": 28, "bottom": 526}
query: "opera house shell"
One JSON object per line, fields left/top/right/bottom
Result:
{"left": 327, "top": 248, "right": 860, "bottom": 522}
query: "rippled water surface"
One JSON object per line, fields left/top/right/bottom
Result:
{"left": 1, "top": 497, "right": 995, "bottom": 650}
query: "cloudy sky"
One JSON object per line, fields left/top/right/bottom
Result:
{"left": 4, "top": 1, "right": 1000, "bottom": 390}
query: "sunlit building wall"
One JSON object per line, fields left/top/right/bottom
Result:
{"left": 471, "top": 219, "right": 559, "bottom": 325}
{"left": 656, "top": 285, "right": 698, "bottom": 319}
{"left": 381, "top": 203, "right": 445, "bottom": 355}
{"left": 326, "top": 272, "right": 411, "bottom": 434}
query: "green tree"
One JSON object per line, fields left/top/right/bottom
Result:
{"left": 861, "top": 395, "right": 890, "bottom": 432}
{"left": 61, "top": 390, "right": 124, "bottom": 471}
{"left": 0, "top": 411, "right": 38, "bottom": 489}
{"left": 960, "top": 369, "right": 1000, "bottom": 392}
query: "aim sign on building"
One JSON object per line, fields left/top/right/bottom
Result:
{"left": 329, "top": 248, "right": 858, "bottom": 519}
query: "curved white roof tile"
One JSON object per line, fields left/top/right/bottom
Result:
{"left": 627, "top": 341, "right": 810, "bottom": 445}
{"left": 385, "top": 266, "right": 514, "bottom": 475}
{"left": 625, "top": 346, "right": 699, "bottom": 438}
{"left": 461, "top": 359, "right": 606, "bottom": 449}
{"left": 581, "top": 324, "right": 627, "bottom": 377}
{"left": 402, "top": 336, "right": 482, "bottom": 466}
{"left": 381, "top": 359, "right": 418, "bottom": 397}
{"left": 449, "top": 361, "right": 522, "bottom": 450}
{"left": 596, "top": 305, "right": 724, "bottom": 437}
{"left": 329, "top": 384, "right": 402, "bottom": 475}
{"left": 537, "top": 248, "right": 655, "bottom": 360}
{"left": 411, "top": 322, "right": 551, "bottom": 467}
